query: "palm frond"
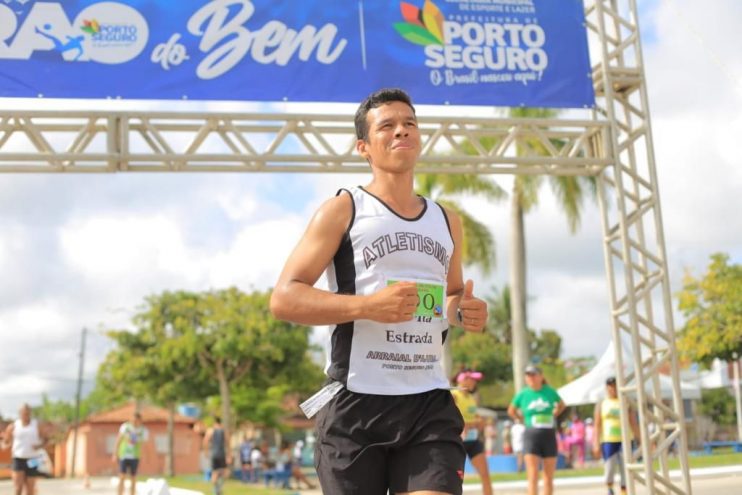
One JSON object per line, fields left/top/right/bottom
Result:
{"left": 438, "top": 199, "right": 495, "bottom": 273}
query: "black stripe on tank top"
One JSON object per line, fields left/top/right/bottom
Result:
{"left": 326, "top": 189, "right": 356, "bottom": 384}
{"left": 436, "top": 201, "right": 453, "bottom": 344}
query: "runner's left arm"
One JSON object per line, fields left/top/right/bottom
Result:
{"left": 443, "top": 208, "right": 488, "bottom": 332}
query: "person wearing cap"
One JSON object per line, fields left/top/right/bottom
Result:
{"left": 593, "top": 377, "right": 639, "bottom": 495}
{"left": 451, "top": 370, "right": 493, "bottom": 495}
{"left": 507, "top": 365, "right": 565, "bottom": 495}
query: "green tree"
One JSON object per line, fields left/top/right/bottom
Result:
{"left": 698, "top": 388, "right": 737, "bottom": 426}
{"left": 97, "top": 288, "right": 323, "bottom": 475}
{"left": 450, "top": 327, "right": 512, "bottom": 383}
{"left": 486, "top": 285, "right": 513, "bottom": 344}
{"left": 189, "top": 288, "right": 322, "bottom": 438}
{"left": 98, "top": 291, "right": 214, "bottom": 476}
{"left": 508, "top": 107, "right": 596, "bottom": 391}
{"left": 529, "top": 329, "right": 562, "bottom": 364}
{"left": 677, "top": 253, "right": 742, "bottom": 363}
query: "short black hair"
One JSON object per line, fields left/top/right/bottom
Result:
{"left": 606, "top": 376, "right": 616, "bottom": 385}
{"left": 354, "top": 88, "right": 416, "bottom": 141}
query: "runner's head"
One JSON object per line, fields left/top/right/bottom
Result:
{"left": 132, "top": 412, "right": 143, "bottom": 426}
{"left": 524, "top": 364, "right": 544, "bottom": 389}
{"left": 605, "top": 376, "right": 617, "bottom": 398}
{"left": 355, "top": 88, "right": 416, "bottom": 142}
{"left": 455, "top": 369, "right": 483, "bottom": 392}
{"left": 355, "top": 88, "right": 421, "bottom": 171}
{"left": 19, "top": 403, "right": 32, "bottom": 422}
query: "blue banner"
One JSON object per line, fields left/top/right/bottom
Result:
{"left": 0, "top": 0, "right": 594, "bottom": 107}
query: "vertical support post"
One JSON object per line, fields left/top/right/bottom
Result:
{"left": 587, "top": 0, "right": 692, "bottom": 493}
{"left": 70, "top": 327, "right": 87, "bottom": 478}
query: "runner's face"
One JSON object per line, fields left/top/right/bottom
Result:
{"left": 357, "top": 101, "right": 420, "bottom": 172}
{"left": 461, "top": 376, "right": 477, "bottom": 392}
{"left": 19, "top": 406, "right": 31, "bottom": 423}
{"left": 606, "top": 384, "right": 617, "bottom": 398}
{"left": 525, "top": 372, "right": 543, "bottom": 389}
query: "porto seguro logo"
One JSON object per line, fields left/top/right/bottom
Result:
{"left": 0, "top": 1, "right": 148, "bottom": 64}
{"left": 394, "top": 0, "right": 548, "bottom": 86}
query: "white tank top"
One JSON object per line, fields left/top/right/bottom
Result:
{"left": 324, "top": 186, "right": 454, "bottom": 395}
{"left": 12, "top": 418, "right": 40, "bottom": 459}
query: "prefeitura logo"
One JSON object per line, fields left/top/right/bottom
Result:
{"left": 393, "top": 0, "right": 445, "bottom": 47}
{"left": 393, "top": 0, "right": 548, "bottom": 85}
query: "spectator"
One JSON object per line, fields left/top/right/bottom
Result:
{"left": 502, "top": 421, "right": 513, "bottom": 455}
{"left": 570, "top": 414, "right": 586, "bottom": 467}
{"left": 113, "top": 412, "right": 148, "bottom": 495}
{"left": 484, "top": 418, "right": 497, "bottom": 456}
{"left": 290, "top": 440, "right": 316, "bottom": 489}
{"left": 511, "top": 418, "right": 526, "bottom": 472}
{"left": 238, "top": 435, "right": 253, "bottom": 482}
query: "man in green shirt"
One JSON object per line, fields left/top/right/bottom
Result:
{"left": 113, "top": 412, "right": 148, "bottom": 495}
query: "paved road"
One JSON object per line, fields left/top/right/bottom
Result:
{"left": 1, "top": 468, "right": 740, "bottom": 495}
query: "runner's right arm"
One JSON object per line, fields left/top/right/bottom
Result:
{"left": 592, "top": 401, "right": 602, "bottom": 455}
{"left": 271, "top": 193, "right": 419, "bottom": 325}
{"left": 0, "top": 423, "right": 12, "bottom": 450}
{"left": 506, "top": 403, "right": 522, "bottom": 422}
{"left": 112, "top": 427, "right": 123, "bottom": 462}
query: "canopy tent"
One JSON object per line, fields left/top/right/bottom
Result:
{"left": 558, "top": 341, "right": 701, "bottom": 406}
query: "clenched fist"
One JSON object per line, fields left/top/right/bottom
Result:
{"left": 364, "top": 281, "right": 420, "bottom": 323}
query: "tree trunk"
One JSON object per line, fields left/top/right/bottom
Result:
{"left": 166, "top": 403, "right": 175, "bottom": 477}
{"left": 216, "top": 360, "right": 232, "bottom": 463}
{"left": 510, "top": 188, "right": 530, "bottom": 392}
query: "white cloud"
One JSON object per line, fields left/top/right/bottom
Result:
{"left": 207, "top": 217, "right": 305, "bottom": 289}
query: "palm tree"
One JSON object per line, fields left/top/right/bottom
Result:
{"left": 486, "top": 284, "right": 512, "bottom": 344}
{"left": 508, "top": 107, "right": 596, "bottom": 391}
{"left": 415, "top": 172, "right": 506, "bottom": 375}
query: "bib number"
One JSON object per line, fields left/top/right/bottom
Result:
{"left": 532, "top": 414, "right": 555, "bottom": 429}
{"left": 387, "top": 278, "right": 445, "bottom": 319}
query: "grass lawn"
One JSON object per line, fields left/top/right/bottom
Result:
{"left": 464, "top": 451, "right": 742, "bottom": 484}
{"left": 167, "top": 475, "right": 295, "bottom": 495}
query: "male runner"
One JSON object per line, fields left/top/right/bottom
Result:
{"left": 271, "top": 88, "right": 489, "bottom": 495}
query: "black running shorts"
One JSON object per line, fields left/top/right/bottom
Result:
{"left": 523, "top": 428, "right": 558, "bottom": 458}
{"left": 463, "top": 439, "right": 485, "bottom": 459}
{"left": 211, "top": 456, "right": 227, "bottom": 470}
{"left": 314, "top": 386, "right": 466, "bottom": 495}
{"left": 12, "top": 458, "right": 40, "bottom": 477}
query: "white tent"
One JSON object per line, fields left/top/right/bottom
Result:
{"left": 558, "top": 341, "right": 701, "bottom": 406}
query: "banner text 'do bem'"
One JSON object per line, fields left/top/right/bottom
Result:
{"left": 0, "top": 0, "right": 594, "bottom": 107}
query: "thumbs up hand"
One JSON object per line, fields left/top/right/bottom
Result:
{"left": 456, "top": 279, "right": 488, "bottom": 332}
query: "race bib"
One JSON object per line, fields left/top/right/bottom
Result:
{"left": 531, "top": 414, "right": 555, "bottom": 429}
{"left": 387, "top": 278, "right": 445, "bottom": 319}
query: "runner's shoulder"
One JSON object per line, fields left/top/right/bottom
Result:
{"left": 312, "top": 192, "right": 354, "bottom": 233}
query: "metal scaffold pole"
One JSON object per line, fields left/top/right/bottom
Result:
{"left": 587, "top": 0, "right": 692, "bottom": 493}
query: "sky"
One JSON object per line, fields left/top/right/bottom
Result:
{"left": 1, "top": 0, "right": 741, "bottom": 418}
